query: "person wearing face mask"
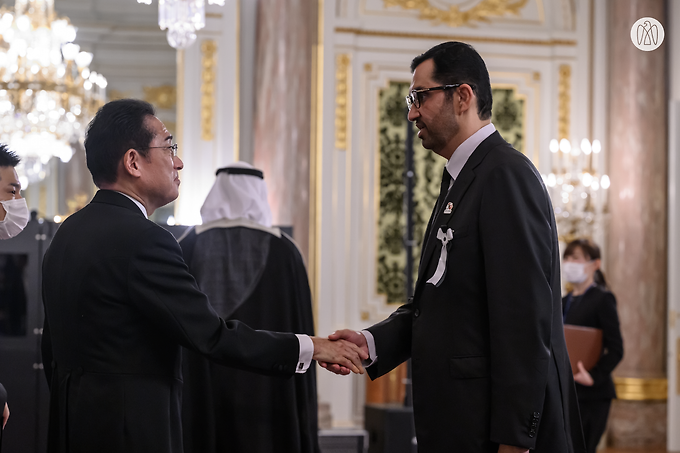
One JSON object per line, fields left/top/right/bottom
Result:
{"left": 562, "top": 239, "right": 623, "bottom": 453}
{"left": 0, "top": 143, "right": 28, "bottom": 443}
{"left": 0, "top": 144, "right": 28, "bottom": 241}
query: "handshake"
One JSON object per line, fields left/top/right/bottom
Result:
{"left": 311, "top": 330, "right": 370, "bottom": 375}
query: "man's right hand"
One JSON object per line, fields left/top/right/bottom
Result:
{"left": 311, "top": 336, "right": 368, "bottom": 375}
{"left": 318, "top": 329, "right": 369, "bottom": 375}
{"left": 2, "top": 402, "right": 9, "bottom": 429}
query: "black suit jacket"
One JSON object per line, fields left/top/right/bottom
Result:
{"left": 41, "top": 190, "right": 300, "bottom": 453}
{"left": 367, "top": 132, "right": 585, "bottom": 452}
{"left": 563, "top": 286, "right": 623, "bottom": 400}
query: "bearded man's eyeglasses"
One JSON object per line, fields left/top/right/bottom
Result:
{"left": 146, "top": 143, "right": 179, "bottom": 157}
{"left": 405, "top": 83, "right": 475, "bottom": 110}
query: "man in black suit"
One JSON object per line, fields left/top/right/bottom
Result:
{"left": 40, "top": 99, "right": 367, "bottom": 453}
{"left": 325, "top": 42, "right": 585, "bottom": 452}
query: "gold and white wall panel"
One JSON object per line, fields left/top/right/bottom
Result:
{"left": 175, "top": 2, "right": 240, "bottom": 225}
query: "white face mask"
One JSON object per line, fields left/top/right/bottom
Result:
{"left": 0, "top": 198, "right": 30, "bottom": 240}
{"left": 562, "top": 261, "right": 589, "bottom": 284}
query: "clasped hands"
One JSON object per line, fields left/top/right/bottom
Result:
{"left": 313, "top": 329, "right": 369, "bottom": 376}
{"left": 312, "top": 329, "right": 369, "bottom": 375}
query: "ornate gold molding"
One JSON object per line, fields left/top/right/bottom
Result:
{"left": 334, "top": 27, "right": 576, "bottom": 46}
{"left": 143, "top": 85, "right": 176, "bottom": 110}
{"left": 107, "top": 89, "right": 131, "bottom": 102}
{"left": 382, "top": 0, "right": 528, "bottom": 28}
{"left": 335, "top": 54, "right": 350, "bottom": 150}
{"left": 670, "top": 309, "right": 678, "bottom": 329}
{"left": 614, "top": 377, "right": 667, "bottom": 401}
{"left": 201, "top": 40, "right": 217, "bottom": 142}
{"left": 558, "top": 64, "right": 571, "bottom": 140}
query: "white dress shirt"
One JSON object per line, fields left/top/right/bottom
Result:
{"left": 114, "top": 190, "right": 314, "bottom": 373}
{"left": 445, "top": 123, "right": 496, "bottom": 185}
{"left": 361, "top": 123, "right": 497, "bottom": 366}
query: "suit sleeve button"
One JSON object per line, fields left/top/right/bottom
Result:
{"left": 414, "top": 309, "right": 420, "bottom": 318}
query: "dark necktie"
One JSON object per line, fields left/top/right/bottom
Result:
{"left": 434, "top": 167, "right": 453, "bottom": 214}
{"left": 420, "top": 167, "right": 454, "bottom": 269}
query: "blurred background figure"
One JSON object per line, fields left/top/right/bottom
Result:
{"left": 179, "top": 162, "right": 320, "bottom": 453}
{"left": 562, "top": 239, "right": 624, "bottom": 453}
{"left": 0, "top": 143, "right": 28, "bottom": 442}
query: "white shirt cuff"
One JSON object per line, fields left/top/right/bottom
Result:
{"left": 360, "top": 330, "right": 377, "bottom": 367}
{"left": 295, "top": 334, "right": 314, "bottom": 373}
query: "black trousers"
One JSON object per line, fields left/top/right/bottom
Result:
{"left": 578, "top": 399, "right": 612, "bottom": 453}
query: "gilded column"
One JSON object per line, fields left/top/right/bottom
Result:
{"left": 252, "top": 0, "right": 317, "bottom": 261}
{"left": 606, "top": 0, "right": 667, "bottom": 447}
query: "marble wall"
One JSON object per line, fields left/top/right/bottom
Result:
{"left": 606, "top": 0, "right": 667, "bottom": 447}
{"left": 252, "top": 0, "right": 317, "bottom": 260}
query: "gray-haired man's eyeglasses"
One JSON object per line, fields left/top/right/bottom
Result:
{"left": 146, "top": 143, "right": 179, "bottom": 157}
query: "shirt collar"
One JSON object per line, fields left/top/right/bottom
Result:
{"left": 445, "top": 123, "right": 496, "bottom": 181}
{"left": 115, "top": 191, "right": 148, "bottom": 219}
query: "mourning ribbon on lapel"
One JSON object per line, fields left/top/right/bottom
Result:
{"left": 426, "top": 227, "right": 454, "bottom": 286}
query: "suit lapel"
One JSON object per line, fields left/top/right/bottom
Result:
{"left": 415, "top": 131, "right": 503, "bottom": 289}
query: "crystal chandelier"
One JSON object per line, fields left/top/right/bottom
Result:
{"left": 0, "top": 0, "right": 107, "bottom": 187}
{"left": 542, "top": 138, "right": 610, "bottom": 242}
{"left": 137, "top": 0, "right": 225, "bottom": 49}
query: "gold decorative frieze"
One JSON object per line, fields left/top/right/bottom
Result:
{"left": 201, "top": 40, "right": 217, "bottom": 142}
{"left": 335, "top": 54, "right": 350, "bottom": 150}
{"left": 107, "top": 89, "right": 132, "bottom": 102}
{"left": 614, "top": 377, "right": 667, "bottom": 401}
{"left": 143, "top": 85, "right": 177, "bottom": 110}
{"left": 557, "top": 64, "right": 571, "bottom": 140}
{"left": 334, "top": 27, "right": 576, "bottom": 46}
{"left": 382, "top": 0, "right": 528, "bottom": 28}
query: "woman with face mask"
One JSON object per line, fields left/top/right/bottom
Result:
{"left": 562, "top": 238, "right": 623, "bottom": 453}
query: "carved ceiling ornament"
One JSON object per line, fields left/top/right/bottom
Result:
{"left": 382, "top": 0, "right": 529, "bottom": 28}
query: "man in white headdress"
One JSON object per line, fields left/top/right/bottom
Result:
{"left": 178, "top": 162, "right": 319, "bottom": 453}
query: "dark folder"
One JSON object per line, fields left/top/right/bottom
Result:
{"left": 563, "top": 324, "right": 603, "bottom": 373}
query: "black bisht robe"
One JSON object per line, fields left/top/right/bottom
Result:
{"left": 179, "top": 224, "right": 320, "bottom": 453}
